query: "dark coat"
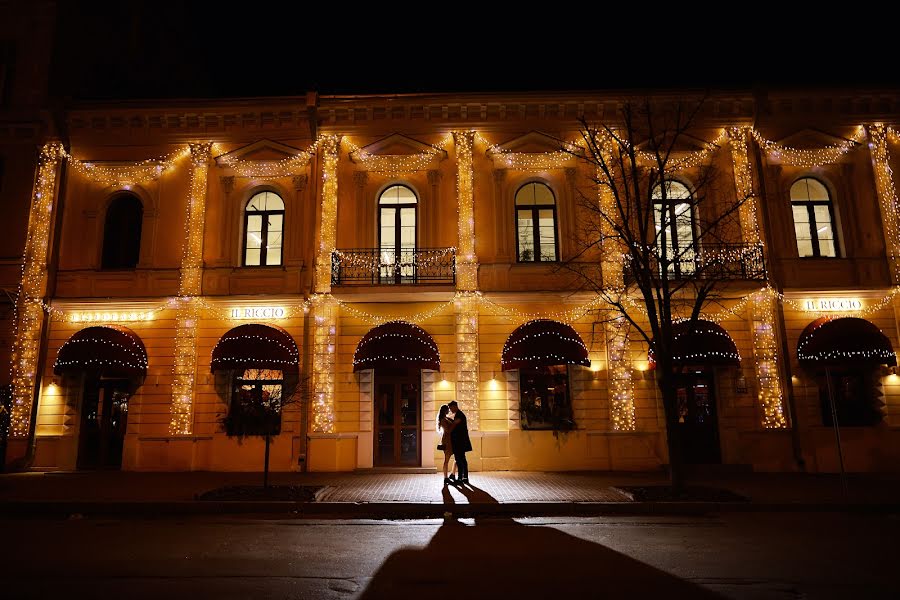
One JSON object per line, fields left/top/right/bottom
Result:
{"left": 450, "top": 409, "right": 472, "bottom": 453}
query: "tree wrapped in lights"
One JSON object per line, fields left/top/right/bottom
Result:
{"left": 565, "top": 99, "right": 768, "bottom": 492}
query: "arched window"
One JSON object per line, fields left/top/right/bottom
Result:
{"left": 515, "top": 182, "right": 558, "bottom": 262}
{"left": 791, "top": 178, "right": 838, "bottom": 258}
{"left": 101, "top": 194, "right": 143, "bottom": 269}
{"left": 378, "top": 185, "right": 417, "bottom": 281}
{"left": 243, "top": 191, "right": 284, "bottom": 266}
{"left": 652, "top": 181, "right": 695, "bottom": 276}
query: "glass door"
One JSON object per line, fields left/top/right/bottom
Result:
{"left": 374, "top": 372, "right": 420, "bottom": 466}
{"left": 78, "top": 377, "right": 130, "bottom": 469}
{"left": 674, "top": 372, "right": 721, "bottom": 464}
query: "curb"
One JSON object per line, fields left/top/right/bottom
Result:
{"left": 2, "top": 500, "right": 899, "bottom": 518}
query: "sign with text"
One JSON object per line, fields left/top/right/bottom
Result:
{"left": 802, "top": 298, "right": 863, "bottom": 312}
{"left": 230, "top": 306, "right": 287, "bottom": 320}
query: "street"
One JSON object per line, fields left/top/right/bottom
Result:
{"left": 1, "top": 512, "right": 898, "bottom": 599}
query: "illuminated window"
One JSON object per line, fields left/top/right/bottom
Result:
{"left": 101, "top": 193, "right": 143, "bottom": 269}
{"left": 516, "top": 182, "right": 558, "bottom": 262}
{"left": 791, "top": 178, "right": 838, "bottom": 258}
{"left": 652, "top": 181, "right": 696, "bottom": 277}
{"left": 819, "top": 368, "right": 883, "bottom": 427}
{"left": 243, "top": 191, "right": 284, "bottom": 266}
{"left": 225, "top": 369, "right": 284, "bottom": 436}
{"left": 519, "top": 365, "right": 573, "bottom": 430}
{"left": 378, "top": 184, "right": 417, "bottom": 281}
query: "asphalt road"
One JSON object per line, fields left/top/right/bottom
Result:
{"left": 1, "top": 513, "right": 898, "bottom": 599}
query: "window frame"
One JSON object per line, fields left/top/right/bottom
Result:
{"left": 790, "top": 177, "right": 840, "bottom": 259}
{"left": 226, "top": 369, "right": 285, "bottom": 437}
{"left": 651, "top": 180, "right": 697, "bottom": 278}
{"left": 242, "top": 191, "right": 285, "bottom": 267}
{"left": 515, "top": 181, "right": 559, "bottom": 263}
{"left": 378, "top": 184, "right": 419, "bottom": 282}
{"left": 101, "top": 192, "right": 144, "bottom": 270}
{"left": 517, "top": 364, "right": 574, "bottom": 430}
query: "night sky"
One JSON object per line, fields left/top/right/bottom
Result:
{"left": 48, "top": 2, "right": 899, "bottom": 101}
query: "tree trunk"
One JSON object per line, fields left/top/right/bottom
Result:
{"left": 657, "top": 370, "right": 685, "bottom": 494}
{"left": 263, "top": 435, "right": 271, "bottom": 489}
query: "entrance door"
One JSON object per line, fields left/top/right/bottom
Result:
{"left": 674, "top": 372, "right": 721, "bottom": 464}
{"left": 77, "top": 376, "right": 131, "bottom": 469}
{"left": 374, "top": 370, "right": 420, "bottom": 466}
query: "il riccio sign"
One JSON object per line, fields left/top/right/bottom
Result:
{"left": 230, "top": 306, "right": 286, "bottom": 319}
{"left": 803, "top": 298, "right": 863, "bottom": 312}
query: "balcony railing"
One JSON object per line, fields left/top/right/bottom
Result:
{"left": 331, "top": 247, "right": 456, "bottom": 285}
{"left": 624, "top": 243, "right": 767, "bottom": 283}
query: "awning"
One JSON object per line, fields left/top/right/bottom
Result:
{"left": 211, "top": 324, "right": 299, "bottom": 372}
{"left": 353, "top": 321, "right": 440, "bottom": 372}
{"left": 797, "top": 317, "right": 897, "bottom": 367}
{"left": 501, "top": 319, "right": 590, "bottom": 371}
{"left": 54, "top": 325, "right": 148, "bottom": 377}
{"left": 649, "top": 319, "right": 740, "bottom": 369}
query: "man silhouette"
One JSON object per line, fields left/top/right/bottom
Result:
{"left": 448, "top": 400, "right": 472, "bottom": 484}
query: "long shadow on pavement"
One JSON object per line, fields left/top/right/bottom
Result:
{"left": 360, "top": 484, "right": 723, "bottom": 599}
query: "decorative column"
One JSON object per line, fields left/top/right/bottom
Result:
{"left": 729, "top": 129, "right": 788, "bottom": 429}
{"left": 866, "top": 125, "right": 900, "bottom": 283}
{"left": 749, "top": 289, "right": 788, "bottom": 428}
{"left": 310, "top": 294, "right": 337, "bottom": 433}
{"left": 453, "top": 131, "right": 480, "bottom": 429}
{"left": 9, "top": 142, "right": 64, "bottom": 438}
{"left": 315, "top": 135, "right": 341, "bottom": 294}
{"left": 594, "top": 147, "right": 634, "bottom": 430}
{"left": 169, "top": 142, "right": 210, "bottom": 435}
{"left": 605, "top": 316, "right": 635, "bottom": 431}
{"left": 310, "top": 135, "right": 341, "bottom": 434}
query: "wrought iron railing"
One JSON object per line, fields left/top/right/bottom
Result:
{"left": 331, "top": 248, "right": 456, "bottom": 285}
{"left": 624, "top": 243, "right": 767, "bottom": 283}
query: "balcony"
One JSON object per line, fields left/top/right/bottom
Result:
{"left": 624, "top": 243, "right": 767, "bottom": 284}
{"left": 331, "top": 248, "right": 456, "bottom": 286}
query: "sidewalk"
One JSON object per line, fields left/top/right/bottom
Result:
{"left": 1, "top": 470, "right": 899, "bottom": 517}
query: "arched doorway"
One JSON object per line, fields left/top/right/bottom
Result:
{"left": 354, "top": 321, "right": 440, "bottom": 466}
{"left": 54, "top": 325, "right": 148, "bottom": 469}
{"left": 797, "top": 317, "right": 896, "bottom": 427}
{"left": 649, "top": 319, "right": 741, "bottom": 464}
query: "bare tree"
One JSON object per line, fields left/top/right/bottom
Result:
{"left": 565, "top": 99, "right": 763, "bottom": 492}
{"left": 218, "top": 370, "right": 305, "bottom": 488}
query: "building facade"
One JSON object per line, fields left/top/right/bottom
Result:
{"left": 4, "top": 88, "right": 900, "bottom": 474}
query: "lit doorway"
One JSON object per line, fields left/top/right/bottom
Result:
{"left": 674, "top": 371, "right": 721, "bottom": 464}
{"left": 374, "top": 368, "right": 421, "bottom": 466}
{"left": 77, "top": 376, "right": 131, "bottom": 469}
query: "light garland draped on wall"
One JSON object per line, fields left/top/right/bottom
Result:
{"left": 64, "top": 146, "right": 189, "bottom": 186}
{"left": 866, "top": 125, "right": 900, "bottom": 283}
{"left": 606, "top": 317, "right": 635, "bottom": 431}
{"left": 346, "top": 135, "right": 451, "bottom": 176}
{"left": 455, "top": 292, "right": 480, "bottom": 431}
{"left": 751, "top": 127, "right": 866, "bottom": 168}
{"left": 454, "top": 131, "right": 478, "bottom": 291}
{"left": 169, "top": 143, "right": 211, "bottom": 435}
{"left": 310, "top": 294, "right": 337, "bottom": 433}
{"left": 729, "top": 129, "right": 788, "bottom": 429}
{"left": 9, "top": 142, "right": 64, "bottom": 437}
{"left": 315, "top": 136, "right": 341, "bottom": 294}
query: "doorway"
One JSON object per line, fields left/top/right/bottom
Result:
{"left": 674, "top": 371, "right": 721, "bottom": 464}
{"left": 374, "top": 368, "right": 421, "bottom": 466}
{"left": 77, "top": 376, "right": 131, "bottom": 469}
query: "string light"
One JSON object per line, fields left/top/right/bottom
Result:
{"left": 454, "top": 131, "right": 478, "bottom": 291}
{"left": 480, "top": 132, "right": 581, "bottom": 171}
{"left": 64, "top": 146, "right": 190, "bottom": 186}
{"left": 751, "top": 127, "right": 866, "bottom": 168}
{"left": 215, "top": 138, "right": 319, "bottom": 178}
{"left": 635, "top": 130, "right": 728, "bottom": 173}
{"left": 168, "top": 143, "right": 211, "bottom": 436}
{"left": 332, "top": 247, "right": 456, "bottom": 270}
{"left": 797, "top": 317, "right": 896, "bottom": 364}
{"left": 352, "top": 321, "right": 441, "bottom": 369}
{"left": 9, "top": 142, "right": 63, "bottom": 438}
{"left": 455, "top": 292, "right": 480, "bottom": 430}
{"left": 54, "top": 326, "right": 148, "bottom": 374}
{"left": 749, "top": 289, "right": 788, "bottom": 429}
{"left": 315, "top": 135, "right": 341, "bottom": 294}
{"left": 345, "top": 134, "right": 451, "bottom": 176}
{"left": 68, "top": 309, "right": 158, "bottom": 323}
{"left": 866, "top": 125, "right": 900, "bottom": 282}
{"left": 310, "top": 294, "right": 337, "bottom": 433}
{"left": 606, "top": 317, "right": 635, "bottom": 431}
